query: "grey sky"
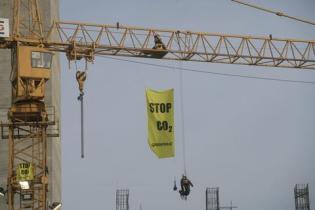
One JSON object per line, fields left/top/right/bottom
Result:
{"left": 59, "top": 1, "right": 315, "bottom": 210}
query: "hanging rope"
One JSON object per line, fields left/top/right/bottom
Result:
{"left": 79, "top": 89, "right": 84, "bottom": 158}
{"left": 172, "top": 63, "right": 178, "bottom": 191}
{"left": 179, "top": 61, "right": 187, "bottom": 176}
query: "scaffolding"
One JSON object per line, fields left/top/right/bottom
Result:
{"left": 116, "top": 189, "right": 129, "bottom": 210}
{"left": 295, "top": 184, "right": 311, "bottom": 210}
{"left": 206, "top": 187, "right": 220, "bottom": 210}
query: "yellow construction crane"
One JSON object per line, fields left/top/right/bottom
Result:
{"left": 0, "top": 0, "right": 314, "bottom": 210}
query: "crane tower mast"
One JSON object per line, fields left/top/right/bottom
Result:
{"left": 1, "top": 1, "right": 58, "bottom": 210}
{"left": 0, "top": 1, "right": 314, "bottom": 210}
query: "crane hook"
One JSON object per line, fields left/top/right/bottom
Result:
{"left": 76, "top": 71, "right": 87, "bottom": 97}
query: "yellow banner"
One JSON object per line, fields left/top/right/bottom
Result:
{"left": 146, "top": 88, "right": 174, "bottom": 158}
{"left": 17, "top": 163, "right": 34, "bottom": 181}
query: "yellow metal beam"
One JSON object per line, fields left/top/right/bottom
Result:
{"left": 43, "top": 21, "right": 315, "bottom": 69}
{"left": 2, "top": 21, "right": 315, "bottom": 69}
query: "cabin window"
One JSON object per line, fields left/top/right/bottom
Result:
{"left": 31, "top": 51, "right": 52, "bottom": 69}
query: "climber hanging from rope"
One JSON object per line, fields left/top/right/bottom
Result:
{"left": 172, "top": 62, "right": 194, "bottom": 200}
{"left": 179, "top": 174, "right": 193, "bottom": 200}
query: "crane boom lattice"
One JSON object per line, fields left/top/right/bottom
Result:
{"left": 1, "top": 22, "right": 315, "bottom": 69}
{"left": 16, "top": 21, "right": 315, "bottom": 69}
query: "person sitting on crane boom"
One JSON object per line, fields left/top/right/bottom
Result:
{"left": 153, "top": 34, "right": 166, "bottom": 50}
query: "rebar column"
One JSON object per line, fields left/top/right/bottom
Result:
{"left": 295, "top": 184, "right": 311, "bottom": 210}
{"left": 206, "top": 187, "right": 220, "bottom": 210}
{"left": 116, "top": 189, "right": 129, "bottom": 210}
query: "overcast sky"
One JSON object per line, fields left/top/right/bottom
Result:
{"left": 59, "top": 1, "right": 315, "bottom": 210}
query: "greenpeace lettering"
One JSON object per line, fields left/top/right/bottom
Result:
{"left": 146, "top": 89, "right": 174, "bottom": 158}
{"left": 151, "top": 142, "right": 173, "bottom": 147}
